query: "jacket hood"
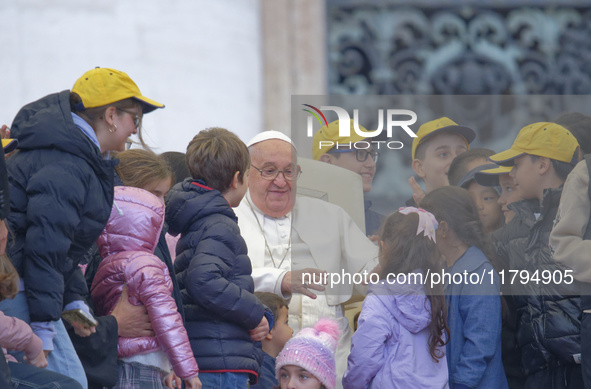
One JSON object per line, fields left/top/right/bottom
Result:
{"left": 371, "top": 273, "right": 431, "bottom": 334}
{"left": 97, "top": 186, "right": 164, "bottom": 258}
{"left": 10, "top": 90, "right": 115, "bottom": 178}
{"left": 165, "top": 179, "right": 236, "bottom": 236}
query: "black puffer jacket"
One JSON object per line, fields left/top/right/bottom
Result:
{"left": 493, "top": 188, "right": 581, "bottom": 376}
{"left": 6, "top": 90, "right": 116, "bottom": 322}
{"left": 166, "top": 179, "right": 265, "bottom": 383}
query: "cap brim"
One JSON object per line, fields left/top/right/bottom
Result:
{"left": 133, "top": 96, "right": 165, "bottom": 114}
{"left": 457, "top": 163, "right": 499, "bottom": 189}
{"left": 488, "top": 148, "right": 525, "bottom": 166}
{"left": 474, "top": 166, "right": 512, "bottom": 187}
{"left": 448, "top": 125, "right": 476, "bottom": 144}
{"left": 2, "top": 138, "right": 18, "bottom": 153}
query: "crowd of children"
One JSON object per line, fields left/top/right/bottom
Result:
{"left": 1, "top": 65, "right": 591, "bottom": 389}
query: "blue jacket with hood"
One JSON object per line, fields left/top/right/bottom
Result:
{"left": 6, "top": 90, "right": 116, "bottom": 323}
{"left": 166, "top": 179, "right": 265, "bottom": 383}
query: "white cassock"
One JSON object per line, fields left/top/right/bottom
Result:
{"left": 235, "top": 192, "right": 379, "bottom": 388}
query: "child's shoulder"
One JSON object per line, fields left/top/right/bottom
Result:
{"left": 455, "top": 246, "right": 493, "bottom": 271}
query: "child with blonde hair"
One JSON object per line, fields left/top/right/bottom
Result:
{"left": 91, "top": 186, "right": 201, "bottom": 388}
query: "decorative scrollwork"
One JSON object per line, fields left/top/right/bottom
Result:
{"left": 328, "top": 3, "right": 591, "bottom": 96}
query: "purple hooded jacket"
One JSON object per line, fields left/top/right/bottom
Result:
{"left": 91, "top": 186, "right": 198, "bottom": 380}
{"left": 343, "top": 272, "right": 448, "bottom": 389}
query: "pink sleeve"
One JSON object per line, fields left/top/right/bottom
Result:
{"left": 127, "top": 254, "right": 199, "bottom": 380}
{"left": 0, "top": 311, "right": 43, "bottom": 361}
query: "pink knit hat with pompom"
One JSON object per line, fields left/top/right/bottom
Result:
{"left": 275, "top": 318, "right": 340, "bottom": 389}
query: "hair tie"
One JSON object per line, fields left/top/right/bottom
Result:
{"left": 398, "top": 206, "right": 438, "bottom": 243}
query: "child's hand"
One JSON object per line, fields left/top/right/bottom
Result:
{"left": 185, "top": 375, "right": 202, "bottom": 389}
{"left": 249, "top": 316, "right": 269, "bottom": 341}
{"left": 408, "top": 176, "right": 425, "bottom": 206}
{"left": 163, "top": 371, "right": 182, "bottom": 388}
{"left": 26, "top": 350, "right": 48, "bottom": 368}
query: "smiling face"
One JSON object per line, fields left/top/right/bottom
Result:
{"left": 467, "top": 180, "right": 502, "bottom": 233}
{"left": 413, "top": 133, "right": 469, "bottom": 192}
{"left": 498, "top": 173, "right": 521, "bottom": 223}
{"left": 99, "top": 105, "right": 141, "bottom": 153}
{"left": 249, "top": 139, "right": 298, "bottom": 218}
{"left": 320, "top": 145, "right": 376, "bottom": 192}
{"left": 510, "top": 154, "right": 542, "bottom": 201}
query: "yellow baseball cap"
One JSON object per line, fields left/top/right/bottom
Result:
{"left": 72, "top": 67, "right": 164, "bottom": 113}
{"left": 489, "top": 122, "right": 580, "bottom": 166}
{"left": 312, "top": 119, "right": 373, "bottom": 160}
{"left": 411, "top": 117, "right": 476, "bottom": 160}
{"left": 2, "top": 138, "right": 17, "bottom": 153}
{"left": 473, "top": 165, "right": 512, "bottom": 187}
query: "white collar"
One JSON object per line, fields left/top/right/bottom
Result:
{"left": 245, "top": 191, "right": 292, "bottom": 224}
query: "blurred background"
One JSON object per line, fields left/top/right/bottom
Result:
{"left": 1, "top": 0, "right": 590, "bottom": 213}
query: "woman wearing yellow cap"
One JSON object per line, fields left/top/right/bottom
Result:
{"left": 0, "top": 67, "right": 164, "bottom": 388}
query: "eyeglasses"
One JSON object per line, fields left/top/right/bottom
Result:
{"left": 117, "top": 108, "right": 142, "bottom": 130}
{"left": 328, "top": 148, "right": 379, "bottom": 163}
{"left": 251, "top": 164, "right": 302, "bottom": 181}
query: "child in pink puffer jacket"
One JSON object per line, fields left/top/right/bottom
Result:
{"left": 91, "top": 186, "right": 201, "bottom": 389}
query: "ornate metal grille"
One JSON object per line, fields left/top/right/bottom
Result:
{"left": 328, "top": 1, "right": 591, "bottom": 95}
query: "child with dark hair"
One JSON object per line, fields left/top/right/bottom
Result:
{"left": 160, "top": 151, "right": 191, "bottom": 186}
{"left": 421, "top": 186, "right": 508, "bottom": 389}
{"left": 252, "top": 292, "right": 293, "bottom": 389}
{"left": 448, "top": 148, "right": 495, "bottom": 186}
{"left": 343, "top": 207, "right": 449, "bottom": 389}
{"left": 456, "top": 163, "right": 504, "bottom": 234}
{"left": 490, "top": 122, "right": 583, "bottom": 388}
{"left": 165, "top": 127, "right": 272, "bottom": 388}
{"left": 473, "top": 165, "right": 525, "bottom": 388}
{"left": 474, "top": 165, "right": 522, "bottom": 224}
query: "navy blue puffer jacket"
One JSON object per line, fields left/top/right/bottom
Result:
{"left": 6, "top": 90, "right": 116, "bottom": 322}
{"left": 166, "top": 179, "right": 264, "bottom": 382}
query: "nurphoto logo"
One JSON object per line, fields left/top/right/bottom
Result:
{"left": 303, "top": 104, "right": 419, "bottom": 150}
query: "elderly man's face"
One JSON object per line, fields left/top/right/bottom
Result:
{"left": 249, "top": 139, "right": 298, "bottom": 218}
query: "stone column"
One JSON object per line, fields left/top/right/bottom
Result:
{"left": 260, "top": 0, "right": 327, "bottom": 138}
